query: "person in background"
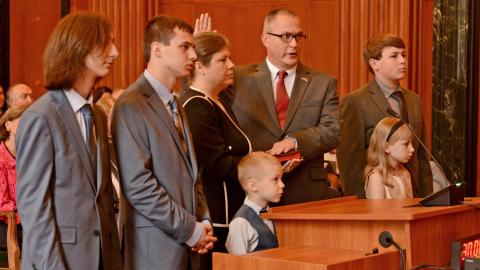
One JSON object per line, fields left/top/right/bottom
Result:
{"left": 226, "top": 151, "right": 284, "bottom": 255}
{"left": 181, "top": 31, "right": 251, "bottom": 260}
{"left": 15, "top": 12, "right": 122, "bottom": 269}
{"left": 0, "top": 86, "right": 6, "bottom": 115}
{"left": 93, "top": 86, "right": 113, "bottom": 103}
{"left": 364, "top": 117, "right": 414, "bottom": 199}
{"left": 6, "top": 84, "right": 33, "bottom": 107}
{"left": 337, "top": 33, "right": 433, "bottom": 199}
{"left": 111, "top": 88, "right": 125, "bottom": 101}
{"left": 0, "top": 104, "right": 29, "bottom": 252}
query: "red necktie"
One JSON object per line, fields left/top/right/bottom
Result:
{"left": 275, "top": 71, "right": 289, "bottom": 129}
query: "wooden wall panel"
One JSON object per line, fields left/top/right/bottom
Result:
{"left": 10, "top": 0, "right": 61, "bottom": 98}
{"left": 11, "top": 0, "right": 434, "bottom": 137}
{"left": 309, "top": 1, "right": 340, "bottom": 78}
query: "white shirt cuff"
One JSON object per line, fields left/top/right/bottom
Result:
{"left": 185, "top": 221, "right": 203, "bottom": 247}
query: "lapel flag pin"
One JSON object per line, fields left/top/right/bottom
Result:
{"left": 301, "top": 77, "right": 308, "bottom": 82}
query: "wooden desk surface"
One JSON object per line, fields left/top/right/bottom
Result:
{"left": 262, "top": 196, "right": 480, "bottom": 221}
{"left": 213, "top": 246, "right": 401, "bottom": 270}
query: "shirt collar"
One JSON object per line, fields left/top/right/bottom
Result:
{"left": 244, "top": 196, "right": 268, "bottom": 215}
{"left": 265, "top": 58, "right": 296, "bottom": 81}
{"left": 63, "top": 89, "right": 93, "bottom": 113}
{"left": 375, "top": 77, "right": 401, "bottom": 98}
{"left": 144, "top": 69, "right": 174, "bottom": 106}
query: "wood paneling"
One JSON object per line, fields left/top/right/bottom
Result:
{"left": 10, "top": 0, "right": 434, "bottom": 138}
{"left": 9, "top": 0, "right": 61, "bottom": 98}
{"left": 66, "top": 0, "right": 433, "bottom": 100}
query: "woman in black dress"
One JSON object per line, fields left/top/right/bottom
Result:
{"left": 181, "top": 32, "right": 251, "bottom": 253}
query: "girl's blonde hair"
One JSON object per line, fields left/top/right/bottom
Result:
{"left": 364, "top": 117, "right": 413, "bottom": 187}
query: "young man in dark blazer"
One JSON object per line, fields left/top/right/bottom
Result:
{"left": 337, "top": 34, "right": 433, "bottom": 198}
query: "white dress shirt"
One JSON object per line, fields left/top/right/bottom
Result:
{"left": 266, "top": 58, "right": 297, "bottom": 100}
{"left": 63, "top": 89, "right": 94, "bottom": 143}
{"left": 225, "top": 197, "right": 275, "bottom": 255}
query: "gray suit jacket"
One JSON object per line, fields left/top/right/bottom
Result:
{"left": 16, "top": 90, "right": 122, "bottom": 270}
{"left": 337, "top": 79, "right": 433, "bottom": 198}
{"left": 229, "top": 61, "right": 341, "bottom": 204}
{"left": 111, "top": 75, "right": 209, "bottom": 270}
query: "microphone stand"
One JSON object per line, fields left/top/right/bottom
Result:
{"left": 386, "top": 108, "right": 452, "bottom": 186}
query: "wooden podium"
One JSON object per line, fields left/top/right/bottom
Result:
{"left": 213, "top": 246, "right": 400, "bottom": 270}
{"left": 260, "top": 196, "right": 480, "bottom": 268}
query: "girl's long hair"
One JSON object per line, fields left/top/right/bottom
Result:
{"left": 364, "top": 117, "right": 413, "bottom": 187}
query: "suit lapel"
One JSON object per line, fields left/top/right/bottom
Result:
{"left": 284, "top": 64, "right": 310, "bottom": 130}
{"left": 137, "top": 76, "right": 194, "bottom": 175}
{"left": 50, "top": 91, "right": 96, "bottom": 192}
{"left": 93, "top": 105, "right": 107, "bottom": 192}
{"left": 178, "top": 104, "right": 198, "bottom": 179}
{"left": 367, "top": 79, "right": 391, "bottom": 117}
{"left": 255, "top": 63, "right": 281, "bottom": 132}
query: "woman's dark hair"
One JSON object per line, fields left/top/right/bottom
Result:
{"left": 194, "top": 32, "right": 230, "bottom": 67}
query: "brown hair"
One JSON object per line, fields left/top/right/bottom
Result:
{"left": 363, "top": 34, "right": 405, "bottom": 74}
{"left": 0, "top": 104, "right": 30, "bottom": 141}
{"left": 143, "top": 16, "right": 194, "bottom": 62}
{"left": 263, "top": 8, "right": 298, "bottom": 33}
{"left": 44, "top": 12, "right": 113, "bottom": 90}
{"left": 194, "top": 32, "right": 229, "bottom": 67}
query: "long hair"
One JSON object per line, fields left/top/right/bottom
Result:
{"left": 44, "top": 12, "right": 113, "bottom": 90}
{"left": 364, "top": 117, "right": 413, "bottom": 187}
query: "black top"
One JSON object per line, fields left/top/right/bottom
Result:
{"left": 181, "top": 87, "right": 251, "bottom": 225}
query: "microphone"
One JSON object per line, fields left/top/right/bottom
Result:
{"left": 386, "top": 108, "right": 451, "bottom": 187}
{"left": 379, "top": 231, "right": 406, "bottom": 270}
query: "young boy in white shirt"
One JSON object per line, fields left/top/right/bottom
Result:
{"left": 226, "top": 151, "right": 285, "bottom": 255}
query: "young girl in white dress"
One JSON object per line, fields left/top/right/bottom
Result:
{"left": 364, "top": 117, "right": 415, "bottom": 199}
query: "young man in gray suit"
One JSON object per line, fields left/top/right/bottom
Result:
{"left": 227, "top": 9, "right": 341, "bottom": 204}
{"left": 337, "top": 34, "right": 433, "bottom": 198}
{"left": 111, "top": 16, "right": 215, "bottom": 270}
{"left": 16, "top": 13, "right": 122, "bottom": 270}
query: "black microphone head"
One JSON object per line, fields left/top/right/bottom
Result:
{"left": 386, "top": 108, "right": 400, "bottom": 119}
{"left": 372, "top": 247, "right": 379, "bottom": 254}
{"left": 379, "top": 231, "right": 393, "bottom": 248}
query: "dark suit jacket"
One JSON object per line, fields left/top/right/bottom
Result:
{"left": 229, "top": 61, "right": 341, "bottom": 204}
{"left": 337, "top": 79, "right": 433, "bottom": 198}
{"left": 16, "top": 90, "right": 122, "bottom": 270}
{"left": 111, "top": 75, "right": 209, "bottom": 270}
{"left": 181, "top": 88, "right": 250, "bottom": 226}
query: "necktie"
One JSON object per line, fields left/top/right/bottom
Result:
{"left": 168, "top": 97, "right": 189, "bottom": 155}
{"left": 80, "top": 104, "right": 97, "bottom": 169}
{"left": 275, "top": 71, "right": 289, "bottom": 129}
{"left": 391, "top": 90, "right": 409, "bottom": 123}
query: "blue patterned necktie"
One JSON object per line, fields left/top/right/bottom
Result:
{"left": 80, "top": 104, "right": 97, "bottom": 169}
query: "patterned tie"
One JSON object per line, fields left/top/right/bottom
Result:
{"left": 80, "top": 104, "right": 97, "bottom": 170}
{"left": 391, "top": 90, "right": 409, "bottom": 123}
{"left": 275, "top": 70, "right": 289, "bottom": 129}
{"left": 168, "top": 97, "right": 189, "bottom": 155}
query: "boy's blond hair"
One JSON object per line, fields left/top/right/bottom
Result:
{"left": 237, "top": 151, "right": 281, "bottom": 191}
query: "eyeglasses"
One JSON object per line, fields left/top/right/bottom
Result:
{"left": 267, "top": 32, "right": 307, "bottom": 43}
